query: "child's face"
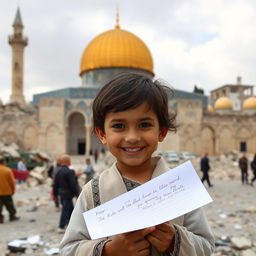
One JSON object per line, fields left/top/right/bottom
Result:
{"left": 96, "top": 103, "right": 167, "bottom": 172}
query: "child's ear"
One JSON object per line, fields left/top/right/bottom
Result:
{"left": 95, "top": 127, "right": 107, "bottom": 144}
{"left": 159, "top": 128, "right": 168, "bottom": 142}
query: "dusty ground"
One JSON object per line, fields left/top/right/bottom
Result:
{"left": 0, "top": 156, "right": 255, "bottom": 255}
{"left": 205, "top": 180, "right": 256, "bottom": 254}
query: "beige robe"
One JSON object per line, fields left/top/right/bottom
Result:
{"left": 60, "top": 157, "right": 215, "bottom": 256}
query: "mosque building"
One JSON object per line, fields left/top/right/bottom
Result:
{"left": 0, "top": 8, "right": 255, "bottom": 157}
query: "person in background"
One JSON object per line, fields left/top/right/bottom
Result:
{"left": 94, "top": 150, "right": 99, "bottom": 163}
{"left": 238, "top": 153, "right": 249, "bottom": 184}
{"left": 200, "top": 153, "right": 213, "bottom": 187}
{"left": 0, "top": 156, "right": 20, "bottom": 223}
{"left": 250, "top": 153, "right": 256, "bottom": 186}
{"left": 53, "top": 154, "right": 80, "bottom": 233}
{"left": 17, "top": 157, "right": 27, "bottom": 183}
{"left": 17, "top": 157, "right": 26, "bottom": 171}
{"left": 84, "top": 158, "right": 95, "bottom": 184}
{"left": 69, "top": 164, "right": 82, "bottom": 194}
{"left": 48, "top": 155, "right": 62, "bottom": 211}
{"left": 101, "top": 147, "right": 106, "bottom": 155}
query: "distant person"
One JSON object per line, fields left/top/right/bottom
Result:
{"left": 101, "top": 147, "right": 106, "bottom": 155}
{"left": 238, "top": 153, "right": 249, "bottom": 184}
{"left": 93, "top": 150, "right": 98, "bottom": 163}
{"left": 60, "top": 73, "right": 214, "bottom": 255}
{"left": 250, "top": 153, "right": 256, "bottom": 186}
{"left": 48, "top": 155, "right": 62, "bottom": 180}
{"left": 69, "top": 164, "right": 82, "bottom": 194}
{"left": 17, "top": 157, "right": 27, "bottom": 183}
{"left": 84, "top": 158, "right": 95, "bottom": 184}
{"left": 200, "top": 153, "right": 213, "bottom": 187}
{"left": 0, "top": 156, "right": 20, "bottom": 223}
{"left": 17, "top": 157, "right": 26, "bottom": 171}
{"left": 53, "top": 154, "right": 80, "bottom": 233}
{"left": 48, "top": 155, "right": 62, "bottom": 211}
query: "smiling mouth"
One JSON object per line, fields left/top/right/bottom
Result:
{"left": 122, "top": 147, "right": 144, "bottom": 152}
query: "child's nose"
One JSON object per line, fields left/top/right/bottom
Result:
{"left": 125, "top": 129, "right": 140, "bottom": 143}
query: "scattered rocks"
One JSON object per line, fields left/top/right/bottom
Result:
{"left": 215, "top": 246, "right": 235, "bottom": 256}
{"left": 1, "top": 144, "right": 20, "bottom": 158}
{"left": 28, "top": 165, "right": 53, "bottom": 186}
{"left": 1, "top": 155, "right": 255, "bottom": 255}
{"left": 241, "top": 250, "right": 256, "bottom": 256}
{"left": 231, "top": 237, "right": 252, "bottom": 250}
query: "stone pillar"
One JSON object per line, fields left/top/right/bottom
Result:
{"left": 212, "top": 136, "right": 216, "bottom": 156}
{"left": 215, "top": 136, "right": 219, "bottom": 155}
{"left": 85, "top": 125, "right": 92, "bottom": 156}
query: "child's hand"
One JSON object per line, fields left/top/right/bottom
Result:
{"left": 103, "top": 226, "right": 155, "bottom": 256}
{"left": 145, "top": 222, "right": 175, "bottom": 253}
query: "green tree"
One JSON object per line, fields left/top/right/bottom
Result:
{"left": 193, "top": 84, "right": 204, "bottom": 95}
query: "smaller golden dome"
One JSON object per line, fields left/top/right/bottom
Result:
{"left": 214, "top": 97, "right": 233, "bottom": 109}
{"left": 207, "top": 105, "right": 214, "bottom": 113}
{"left": 243, "top": 97, "right": 256, "bottom": 109}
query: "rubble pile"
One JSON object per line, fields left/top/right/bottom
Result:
{"left": 0, "top": 139, "right": 51, "bottom": 162}
{"left": 213, "top": 235, "right": 256, "bottom": 256}
{"left": 0, "top": 140, "right": 53, "bottom": 186}
{"left": 1, "top": 185, "right": 61, "bottom": 256}
{"left": 0, "top": 141, "right": 21, "bottom": 158}
{"left": 210, "top": 206, "right": 256, "bottom": 256}
{"left": 0, "top": 151, "right": 255, "bottom": 255}
{"left": 28, "top": 167, "right": 51, "bottom": 186}
{"left": 205, "top": 172, "right": 256, "bottom": 255}
{"left": 3, "top": 234, "right": 60, "bottom": 256}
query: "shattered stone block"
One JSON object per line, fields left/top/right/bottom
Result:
{"left": 231, "top": 236, "right": 252, "bottom": 249}
{"left": 241, "top": 249, "right": 256, "bottom": 256}
{"left": 29, "top": 172, "right": 44, "bottom": 183}
{"left": 26, "top": 178, "right": 39, "bottom": 187}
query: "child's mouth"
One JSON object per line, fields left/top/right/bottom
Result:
{"left": 122, "top": 147, "right": 143, "bottom": 152}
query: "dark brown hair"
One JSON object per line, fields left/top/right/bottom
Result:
{"left": 92, "top": 72, "right": 177, "bottom": 133}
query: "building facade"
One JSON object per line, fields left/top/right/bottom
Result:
{"left": 0, "top": 9, "right": 256, "bottom": 157}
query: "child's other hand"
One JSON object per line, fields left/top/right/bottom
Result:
{"left": 145, "top": 222, "right": 175, "bottom": 253}
{"left": 103, "top": 226, "right": 155, "bottom": 256}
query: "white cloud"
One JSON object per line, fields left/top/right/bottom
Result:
{"left": 0, "top": 0, "right": 256, "bottom": 103}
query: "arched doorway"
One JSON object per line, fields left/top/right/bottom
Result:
{"left": 235, "top": 126, "right": 251, "bottom": 153}
{"left": 201, "top": 127, "right": 214, "bottom": 155}
{"left": 67, "top": 112, "right": 85, "bottom": 155}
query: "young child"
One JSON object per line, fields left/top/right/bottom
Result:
{"left": 60, "top": 73, "right": 215, "bottom": 256}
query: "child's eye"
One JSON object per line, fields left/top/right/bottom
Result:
{"left": 112, "top": 123, "right": 124, "bottom": 129}
{"left": 140, "top": 122, "right": 153, "bottom": 128}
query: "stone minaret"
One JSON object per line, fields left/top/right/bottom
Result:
{"left": 8, "top": 8, "right": 28, "bottom": 106}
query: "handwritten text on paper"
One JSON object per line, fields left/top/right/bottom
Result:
{"left": 83, "top": 161, "right": 213, "bottom": 239}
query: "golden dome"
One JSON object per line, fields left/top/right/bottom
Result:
{"left": 207, "top": 105, "right": 214, "bottom": 113}
{"left": 243, "top": 97, "right": 256, "bottom": 109}
{"left": 214, "top": 97, "right": 233, "bottom": 109}
{"left": 80, "top": 26, "right": 154, "bottom": 76}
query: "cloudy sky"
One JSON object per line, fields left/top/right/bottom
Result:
{"left": 1, "top": 0, "right": 256, "bottom": 103}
